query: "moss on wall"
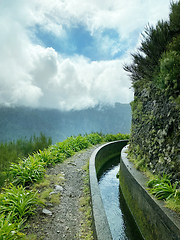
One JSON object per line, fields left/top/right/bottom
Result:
{"left": 128, "top": 86, "right": 180, "bottom": 180}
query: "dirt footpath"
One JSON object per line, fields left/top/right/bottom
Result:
{"left": 25, "top": 145, "right": 99, "bottom": 240}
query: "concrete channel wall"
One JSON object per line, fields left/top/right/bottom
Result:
{"left": 120, "top": 145, "right": 180, "bottom": 240}
{"left": 89, "top": 140, "right": 128, "bottom": 240}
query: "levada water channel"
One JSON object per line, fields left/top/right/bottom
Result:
{"left": 97, "top": 156, "right": 144, "bottom": 240}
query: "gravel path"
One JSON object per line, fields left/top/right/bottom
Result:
{"left": 25, "top": 145, "right": 99, "bottom": 240}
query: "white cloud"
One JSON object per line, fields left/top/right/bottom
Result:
{"left": 0, "top": 0, "right": 173, "bottom": 110}
{"left": 30, "top": 0, "right": 171, "bottom": 37}
{"left": 42, "top": 56, "right": 134, "bottom": 110}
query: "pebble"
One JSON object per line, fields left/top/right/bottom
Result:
{"left": 55, "top": 185, "right": 63, "bottom": 192}
{"left": 49, "top": 185, "right": 64, "bottom": 195}
{"left": 42, "top": 209, "right": 53, "bottom": 216}
{"left": 68, "top": 162, "right": 76, "bottom": 166}
{"left": 45, "top": 202, "right": 53, "bottom": 207}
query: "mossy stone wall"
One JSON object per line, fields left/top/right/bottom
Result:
{"left": 129, "top": 86, "right": 180, "bottom": 180}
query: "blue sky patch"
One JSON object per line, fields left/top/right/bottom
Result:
{"left": 34, "top": 24, "right": 128, "bottom": 61}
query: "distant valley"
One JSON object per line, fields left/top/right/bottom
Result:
{"left": 0, "top": 103, "right": 131, "bottom": 144}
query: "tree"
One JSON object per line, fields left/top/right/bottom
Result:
{"left": 169, "top": 1, "right": 180, "bottom": 34}
{"left": 124, "top": 20, "right": 171, "bottom": 86}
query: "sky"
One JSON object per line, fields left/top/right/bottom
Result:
{"left": 0, "top": 0, "right": 174, "bottom": 111}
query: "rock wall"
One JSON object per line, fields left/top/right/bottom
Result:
{"left": 128, "top": 84, "right": 180, "bottom": 181}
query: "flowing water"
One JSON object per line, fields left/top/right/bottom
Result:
{"left": 98, "top": 156, "right": 144, "bottom": 240}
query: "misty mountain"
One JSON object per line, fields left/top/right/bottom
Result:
{"left": 0, "top": 103, "right": 131, "bottom": 144}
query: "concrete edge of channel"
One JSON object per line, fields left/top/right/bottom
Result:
{"left": 89, "top": 140, "right": 128, "bottom": 240}
{"left": 120, "top": 145, "right": 180, "bottom": 240}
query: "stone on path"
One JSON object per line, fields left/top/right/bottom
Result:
{"left": 42, "top": 209, "right": 53, "bottom": 216}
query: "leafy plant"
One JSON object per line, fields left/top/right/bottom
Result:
{"left": 36, "top": 149, "right": 61, "bottom": 166}
{"left": 10, "top": 155, "right": 46, "bottom": 186}
{"left": 54, "top": 135, "right": 90, "bottom": 159}
{"left": 123, "top": 20, "right": 171, "bottom": 85}
{"left": 74, "top": 135, "right": 90, "bottom": 150}
{"left": 0, "top": 213, "right": 25, "bottom": 240}
{"left": 0, "top": 133, "right": 52, "bottom": 188}
{"left": 149, "top": 182, "right": 178, "bottom": 200}
{"left": 0, "top": 184, "right": 43, "bottom": 222}
{"left": 169, "top": 1, "right": 180, "bottom": 33}
{"left": 147, "top": 173, "right": 171, "bottom": 188}
{"left": 85, "top": 133, "right": 103, "bottom": 145}
{"left": 147, "top": 174, "right": 179, "bottom": 200}
{"left": 104, "top": 133, "right": 130, "bottom": 142}
{"left": 156, "top": 50, "right": 180, "bottom": 97}
{"left": 55, "top": 141, "right": 75, "bottom": 158}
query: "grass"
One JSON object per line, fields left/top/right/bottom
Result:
{"left": 165, "top": 195, "right": 180, "bottom": 213}
{"left": 78, "top": 162, "right": 94, "bottom": 240}
{"left": 31, "top": 173, "right": 65, "bottom": 204}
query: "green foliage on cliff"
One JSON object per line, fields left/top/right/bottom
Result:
{"left": 124, "top": 1, "right": 180, "bottom": 181}
{"left": 124, "top": 1, "right": 180, "bottom": 96}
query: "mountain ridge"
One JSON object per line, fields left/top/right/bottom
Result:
{"left": 0, "top": 103, "right": 131, "bottom": 144}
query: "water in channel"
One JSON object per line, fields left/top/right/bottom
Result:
{"left": 98, "top": 156, "right": 144, "bottom": 240}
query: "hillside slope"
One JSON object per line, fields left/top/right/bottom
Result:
{"left": 0, "top": 103, "right": 131, "bottom": 144}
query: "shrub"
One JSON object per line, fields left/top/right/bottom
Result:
{"left": 115, "top": 133, "right": 130, "bottom": 140}
{"left": 35, "top": 148, "right": 66, "bottom": 166}
{"left": 54, "top": 135, "right": 90, "bottom": 159}
{"left": 74, "top": 135, "right": 90, "bottom": 150}
{"left": 54, "top": 141, "right": 75, "bottom": 158}
{"left": 85, "top": 133, "right": 103, "bottom": 145}
{"left": 156, "top": 50, "right": 180, "bottom": 97}
{"left": 104, "top": 133, "right": 130, "bottom": 142}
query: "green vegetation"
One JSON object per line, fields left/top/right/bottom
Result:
{"left": 0, "top": 132, "right": 129, "bottom": 239}
{"left": 165, "top": 195, "right": 180, "bottom": 213}
{"left": 103, "top": 133, "right": 130, "bottom": 142}
{"left": 0, "top": 184, "right": 43, "bottom": 240}
{"left": 78, "top": 162, "right": 94, "bottom": 239}
{"left": 147, "top": 174, "right": 179, "bottom": 200}
{"left": 31, "top": 173, "right": 65, "bottom": 204}
{"left": 146, "top": 173, "right": 180, "bottom": 213}
{"left": 0, "top": 184, "right": 43, "bottom": 222}
{"left": 128, "top": 148, "right": 180, "bottom": 213}
{"left": 10, "top": 155, "right": 46, "bottom": 186}
{"left": 0, "top": 103, "right": 131, "bottom": 144}
{"left": 0, "top": 213, "right": 25, "bottom": 240}
{"left": 0, "top": 133, "right": 52, "bottom": 187}
{"left": 124, "top": 1, "right": 180, "bottom": 181}
{"left": 124, "top": 1, "right": 180, "bottom": 93}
